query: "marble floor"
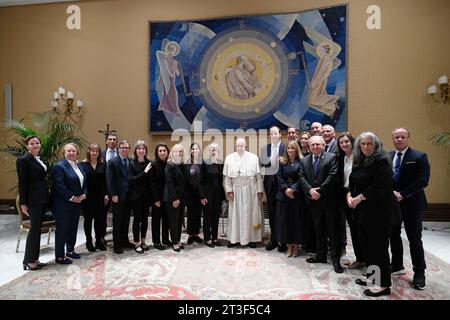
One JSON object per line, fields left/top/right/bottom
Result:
{"left": 1, "top": 214, "right": 449, "bottom": 289}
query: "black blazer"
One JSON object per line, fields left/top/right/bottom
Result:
{"left": 128, "top": 159, "right": 151, "bottom": 202}
{"left": 349, "top": 155, "right": 394, "bottom": 227}
{"left": 199, "top": 161, "right": 225, "bottom": 202}
{"left": 78, "top": 161, "right": 107, "bottom": 200}
{"left": 163, "top": 162, "right": 189, "bottom": 203}
{"left": 260, "top": 142, "right": 286, "bottom": 194}
{"left": 16, "top": 153, "right": 49, "bottom": 206}
{"left": 389, "top": 148, "right": 430, "bottom": 212}
{"left": 298, "top": 152, "right": 338, "bottom": 205}
{"left": 150, "top": 159, "right": 167, "bottom": 204}
{"left": 106, "top": 156, "right": 131, "bottom": 200}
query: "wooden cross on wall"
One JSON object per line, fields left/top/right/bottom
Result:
{"left": 98, "top": 123, "right": 117, "bottom": 140}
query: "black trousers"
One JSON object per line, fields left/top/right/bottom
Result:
{"left": 23, "top": 203, "right": 45, "bottom": 264}
{"left": 101, "top": 199, "right": 111, "bottom": 239}
{"left": 301, "top": 203, "right": 316, "bottom": 252}
{"left": 358, "top": 221, "right": 391, "bottom": 287}
{"left": 390, "top": 203, "right": 426, "bottom": 274}
{"left": 132, "top": 197, "right": 150, "bottom": 242}
{"left": 186, "top": 188, "right": 202, "bottom": 235}
{"left": 266, "top": 190, "right": 278, "bottom": 242}
{"left": 55, "top": 205, "right": 81, "bottom": 259}
{"left": 112, "top": 196, "right": 132, "bottom": 250}
{"left": 165, "top": 202, "right": 185, "bottom": 244}
{"left": 310, "top": 202, "right": 340, "bottom": 261}
{"left": 203, "top": 197, "right": 221, "bottom": 241}
{"left": 151, "top": 203, "right": 170, "bottom": 244}
{"left": 83, "top": 199, "right": 105, "bottom": 242}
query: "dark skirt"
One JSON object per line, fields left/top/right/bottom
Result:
{"left": 275, "top": 198, "right": 302, "bottom": 244}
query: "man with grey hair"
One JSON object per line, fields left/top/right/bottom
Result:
{"left": 322, "top": 124, "right": 338, "bottom": 154}
{"left": 299, "top": 135, "right": 342, "bottom": 273}
{"left": 223, "top": 138, "right": 264, "bottom": 248}
{"left": 310, "top": 122, "right": 323, "bottom": 136}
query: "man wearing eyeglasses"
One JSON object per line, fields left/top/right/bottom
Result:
{"left": 106, "top": 141, "right": 134, "bottom": 254}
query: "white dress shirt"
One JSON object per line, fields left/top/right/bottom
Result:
{"left": 106, "top": 148, "right": 117, "bottom": 162}
{"left": 68, "top": 159, "right": 84, "bottom": 188}
{"left": 34, "top": 156, "right": 47, "bottom": 172}
{"left": 343, "top": 155, "right": 353, "bottom": 188}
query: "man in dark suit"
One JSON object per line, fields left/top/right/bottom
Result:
{"left": 260, "top": 126, "right": 286, "bottom": 252}
{"left": 101, "top": 133, "right": 119, "bottom": 162}
{"left": 299, "top": 135, "right": 342, "bottom": 273}
{"left": 106, "top": 140, "right": 133, "bottom": 254}
{"left": 322, "top": 125, "right": 338, "bottom": 154}
{"left": 389, "top": 128, "right": 430, "bottom": 290}
{"left": 99, "top": 133, "right": 119, "bottom": 246}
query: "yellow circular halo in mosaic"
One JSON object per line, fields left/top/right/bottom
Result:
{"left": 209, "top": 42, "right": 276, "bottom": 109}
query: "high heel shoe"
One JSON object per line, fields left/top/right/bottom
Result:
{"left": 23, "top": 262, "right": 43, "bottom": 271}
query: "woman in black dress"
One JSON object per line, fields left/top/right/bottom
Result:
{"left": 129, "top": 140, "right": 153, "bottom": 254}
{"left": 163, "top": 144, "right": 189, "bottom": 252}
{"left": 275, "top": 141, "right": 303, "bottom": 258}
{"left": 16, "top": 135, "right": 50, "bottom": 270}
{"left": 186, "top": 143, "right": 203, "bottom": 245}
{"left": 297, "top": 131, "right": 311, "bottom": 157}
{"left": 150, "top": 143, "right": 170, "bottom": 250}
{"left": 79, "top": 144, "right": 108, "bottom": 252}
{"left": 199, "top": 143, "right": 224, "bottom": 247}
{"left": 347, "top": 132, "right": 393, "bottom": 297}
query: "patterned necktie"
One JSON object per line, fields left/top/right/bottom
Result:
{"left": 313, "top": 155, "right": 319, "bottom": 176}
{"left": 393, "top": 152, "right": 402, "bottom": 182}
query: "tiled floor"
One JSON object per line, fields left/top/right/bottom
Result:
{"left": 1, "top": 214, "right": 449, "bottom": 288}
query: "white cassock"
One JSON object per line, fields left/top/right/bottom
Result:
{"left": 223, "top": 151, "right": 264, "bottom": 245}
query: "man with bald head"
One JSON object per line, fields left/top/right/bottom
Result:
{"left": 310, "top": 122, "right": 323, "bottom": 136}
{"left": 388, "top": 127, "right": 430, "bottom": 290}
{"left": 223, "top": 138, "right": 264, "bottom": 248}
{"left": 298, "top": 135, "right": 342, "bottom": 273}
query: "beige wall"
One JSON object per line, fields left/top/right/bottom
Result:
{"left": 0, "top": 0, "right": 449, "bottom": 202}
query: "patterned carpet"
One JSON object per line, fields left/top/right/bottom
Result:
{"left": 1, "top": 231, "right": 449, "bottom": 300}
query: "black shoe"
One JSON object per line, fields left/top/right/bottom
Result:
{"left": 162, "top": 240, "right": 172, "bottom": 246}
{"left": 306, "top": 256, "right": 327, "bottom": 263}
{"left": 194, "top": 235, "right": 203, "bottom": 243}
{"left": 187, "top": 236, "right": 195, "bottom": 245}
{"left": 55, "top": 258, "right": 73, "bottom": 265}
{"left": 113, "top": 248, "right": 124, "bottom": 254}
{"left": 333, "top": 261, "right": 344, "bottom": 273}
{"left": 205, "top": 240, "right": 215, "bottom": 248}
{"left": 134, "top": 245, "right": 144, "bottom": 254}
{"left": 227, "top": 242, "right": 238, "bottom": 248}
{"left": 411, "top": 273, "right": 426, "bottom": 290}
{"left": 95, "top": 241, "right": 107, "bottom": 251}
{"left": 172, "top": 245, "right": 181, "bottom": 252}
{"left": 213, "top": 240, "right": 222, "bottom": 247}
{"left": 123, "top": 242, "right": 135, "bottom": 249}
{"left": 248, "top": 242, "right": 257, "bottom": 248}
{"left": 390, "top": 265, "right": 406, "bottom": 275}
{"left": 265, "top": 240, "right": 277, "bottom": 251}
{"left": 363, "top": 287, "right": 391, "bottom": 297}
{"left": 154, "top": 243, "right": 165, "bottom": 250}
{"left": 66, "top": 251, "right": 81, "bottom": 259}
{"left": 23, "top": 262, "right": 44, "bottom": 270}
{"left": 141, "top": 244, "right": 149, "bottom": 251}
{"left": 277, "top": 244, "right": 287, "bottom": 252}
{"left": 355, "top": 279, "right": 367, "bottom": 286}
{"left": 86, "top": 240, "right": 96, "bottom": 252}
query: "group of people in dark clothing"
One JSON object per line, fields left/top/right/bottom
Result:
{"left": 16, "top": 122, "right": 430, "bottom": 298}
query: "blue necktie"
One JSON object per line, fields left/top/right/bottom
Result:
{"left": 393, "top": 152, "right": 402, "bottom": 182}
{"left": 313, "top": 155, "right": 319, "bottom": 176}
{"left": 122, "top": 158, "right": 129, "bottom": 170}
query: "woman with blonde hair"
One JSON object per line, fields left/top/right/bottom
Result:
{"left": 275, "top": 141, "right": 303, "bottom": 257}
{"left": 163, "top": 144, "right": 189, "bottom": 252}
{"left": 52, "top": 143, "right": 87, "bottom": 264}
